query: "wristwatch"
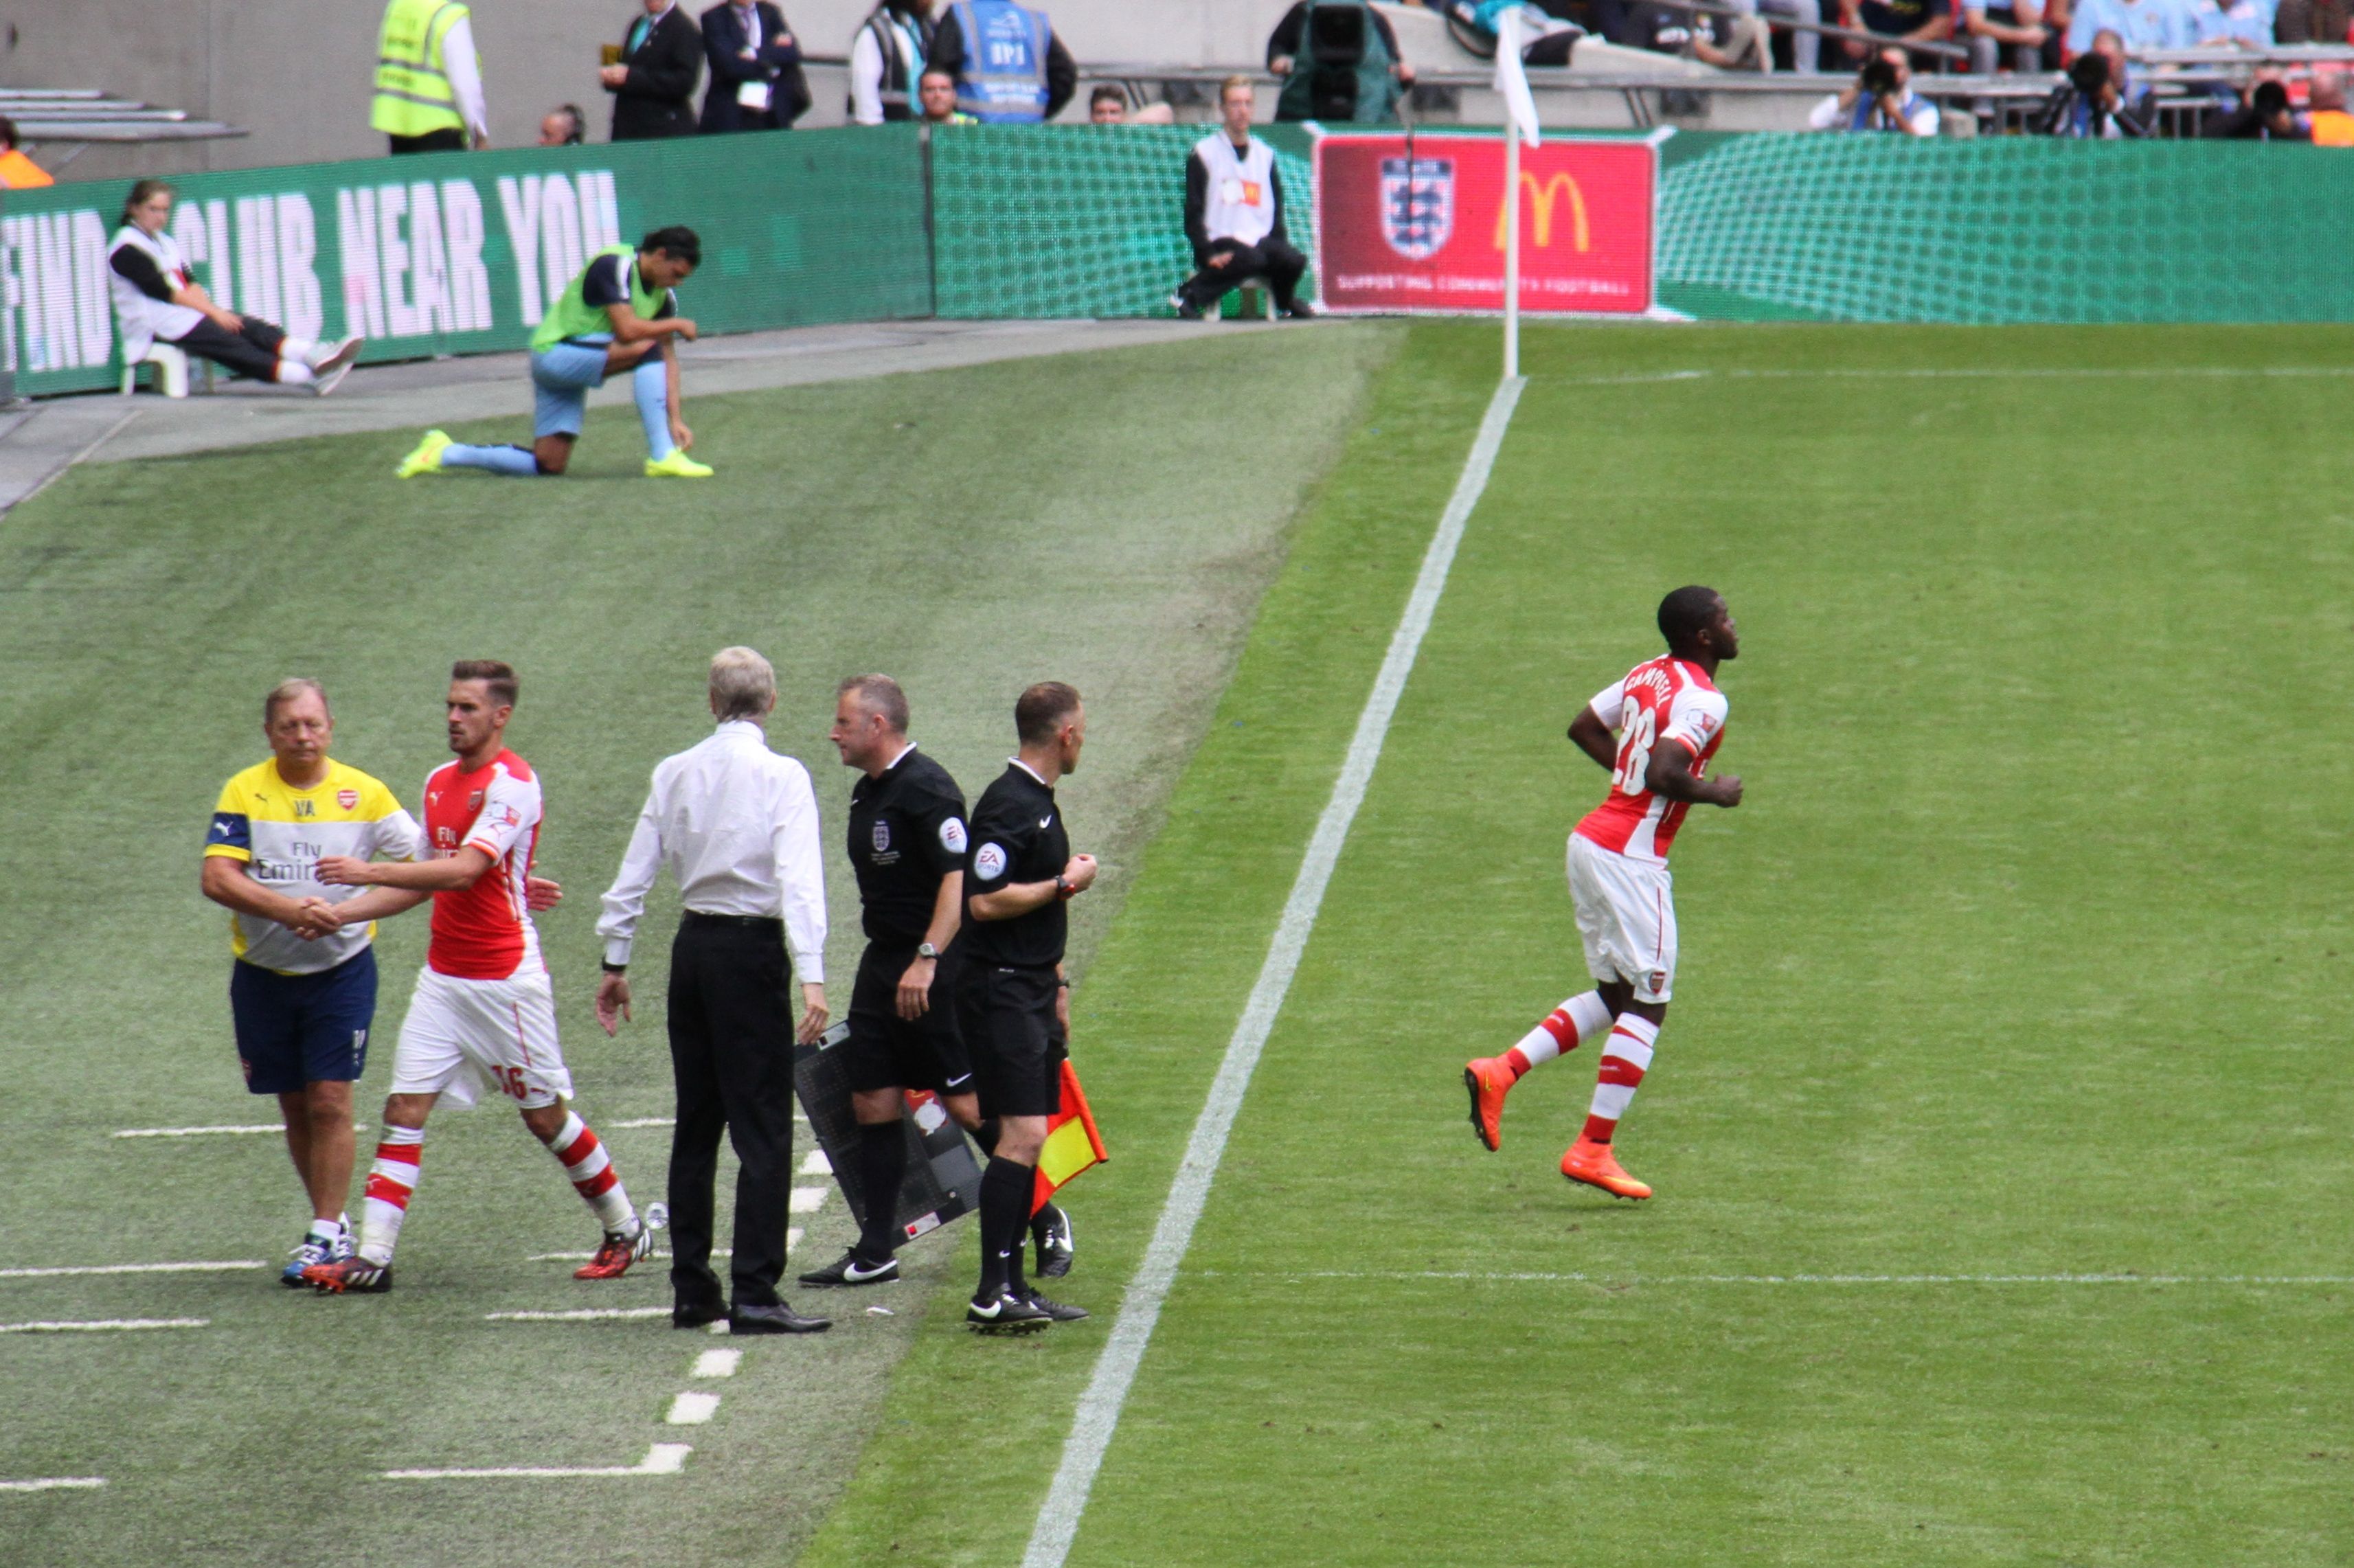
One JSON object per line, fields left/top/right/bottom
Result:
{"left": 916, "top": 941, "right": 940, "bottom": 960}
{"left": 1054, "top": 875, "right": 1076, "bottom": 901}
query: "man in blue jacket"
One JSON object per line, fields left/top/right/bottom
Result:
{"left": 700, "top": 0, "right": 806, "bottom": 130}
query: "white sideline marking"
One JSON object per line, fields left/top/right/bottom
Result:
{"left": 1556, "top": 365, "right": 2354, "bottom": 389}
{"left": 788, "top": 1188, "right": 827, "bottom": 1214}
{"left": 1023, "top": 377, "right": 1528, "bottom": 1568}
{"left": 691, "top": 1348, "right": 741, "bottom": 1378}
{"left": 113, "top": 1123, "right": 365, "bottom": 1138}
{"left": 384, "top": 1443, "right": 691, "bottom": 1480}
{"left": 798, "top": 1150, "right": 832, "bottom": 1176}
{"left": 787, "top": 1228, "right": 802, "bottom": 1253}
{"left": 665, "top": 1391, "right": 721, "bottom": 1425}
{"left": 607, "top": 1117, "right": 676, "bottom": 1129}
{"left": 0, "top": 1477, "right": 105, "bottom": 1493}
{"left": 0, "top": 1261, "right": 262, "bottom": 1279}
{"left": 1221, "top": 1269, "right": 2354, "bottom": 1286}
{"left": 484, "top": 1307, "right": 670, "bottom": 1323}
{"left": 0, "top": 1317, "right": 207, "bottom": 1334}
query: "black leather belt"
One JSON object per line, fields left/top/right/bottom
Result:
{"left": 681, "top": 910, "right": 782, "bottom": 930}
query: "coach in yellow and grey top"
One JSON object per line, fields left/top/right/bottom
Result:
{"left": 373, "top": 0, "right": 490, "bottom": 153}
{"left": 201, "top": 679, "right": 422, "bottom": 1285}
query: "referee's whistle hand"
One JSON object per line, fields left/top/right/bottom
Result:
{"left": 595, "top": 973, "right": 633, "bottom": 1036}
{"left": 795, "top": 984, "right": 830, "bottom": 1045}
{"left": 1063, "top": 854, "right": 1099, "bottom": 894}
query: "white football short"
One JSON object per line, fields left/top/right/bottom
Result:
{"left": 1567, "top": 832, "right": 1678, "bottom": 1004}
{"left": 387, "top": 966, "right": 574, "bottom": 1109}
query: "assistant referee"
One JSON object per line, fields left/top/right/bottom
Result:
{"left": 595, "top": 647, "right": 833, "bottom": 1334}
{"left": 959, "top": 681, "right": 1096, "bottom": 1334}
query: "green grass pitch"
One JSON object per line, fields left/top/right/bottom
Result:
{"left": 6, "top": 319, "right": 2353, "bottom": 1567}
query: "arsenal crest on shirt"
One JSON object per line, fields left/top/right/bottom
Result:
{"left": 1379, "top": 156, "right": 1454, "bottom": 260}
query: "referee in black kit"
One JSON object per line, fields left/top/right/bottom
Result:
{"left": 594, "top": 647, "right": 834, "bottom": 1335}
{"left": 960, "top": 682, "right": 1097, "bottom": 1334}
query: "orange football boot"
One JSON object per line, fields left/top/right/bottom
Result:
{"left": 1561, "top": 1138, "right": 1651, "bottom": 1200}
{"left": 574, "top": 1225, "right": 655, "bottom": 1280}
{"left": 1462, "top": 1057, "right": 1514, "bottom": 1152}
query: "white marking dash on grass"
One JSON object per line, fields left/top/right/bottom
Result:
{"left": 0, "top": 1317, "right": 207, "bottom": 1334}
{"left": 690, "top": 1348, "right": 740, "bottom": 1378}
{"left": 113, "top": 1123, "right": 365, "bottom": 1138}
{"left": 788, "top": 1188, "right": 827, "bottom": 1214}
{"left": 1023, "top": 376, "right": 1529, "bottom": 1568}
{"left": 665, "top": 1391, "right": 721, "bottom": 1425}
{"left": 786, "top": 1228, "right": 802, "bottom": 1253}
{"left": 383, "top": 1443, "right": 690, "bottom": 1480}
{"left": 0, "top": 1477, "right": 105, "bottom": 1493}
{"left": 607, "top": 1117, "right": 676, "bottom": 1129}
{"left": 0, "top": 1261, "right": 262, "bottom": 1279}
{"left": 798, "top": 1150, "right": 832, "bottom": 1176}
{"left": 1217, "top": 1269, "right": 2354, "bottom": 1287}
{"left": 484, "top": 1306, "right": 670, "bottom": 1323}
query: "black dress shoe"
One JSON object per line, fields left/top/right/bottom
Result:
{"left": 672, "top": 1301, "right": 727, "bottom": 1329}
{"left": 729, "top": 1301, "right": 832, "bottom": 1334}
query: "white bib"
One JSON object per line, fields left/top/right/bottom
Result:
{"left": 106, "top": 225, "right": 206, "bottom": 361}
{"left": 1195, "top": 132, "right": 1277, "bottom": 248}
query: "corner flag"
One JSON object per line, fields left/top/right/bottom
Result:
{"left": 1494, "top": 6, "right": 1543, "bottom": 149}
{"left": 1494, "top": 6, "right": 1542, "bottom": 376}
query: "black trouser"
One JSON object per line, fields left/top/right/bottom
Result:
{"left": 168, "top": 316, "right": 289, "bottom": 383}
{"left": 666, "top": 911, "right": 797, "bottom": 1310}
{"left": 1178, "top": 238, "right": 1309, "bottom": 311}
{"left": 389, "top": 128, "right": 468, "bottom": 154}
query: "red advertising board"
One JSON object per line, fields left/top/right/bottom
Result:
{"left": 1313, "top": 134, "right": 1656, "bottom": 316}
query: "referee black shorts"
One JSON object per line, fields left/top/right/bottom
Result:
{"left": 955, "top": 962, "right": 1065, "bottom": 1120}
{"left": 846, "top": 940, "right": 975, "bottom": 1096}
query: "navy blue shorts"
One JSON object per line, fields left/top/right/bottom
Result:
{"left": 229, "top": 947, "right": 377, "bottom": 1095}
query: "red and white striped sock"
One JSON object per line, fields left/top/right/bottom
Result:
{"left": 548, "top": 1112, "right": 637, "bottom": 1235}
{"left": 357, "top": 1126, "right": 425, "bottom": 1264}
{"left": 1581, "top": 1014, "right": 1659, "bottom": 1145}
{"left": 1504, "top": 990, "right": 1613, "bottom": 1080}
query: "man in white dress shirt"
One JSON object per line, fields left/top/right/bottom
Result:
{"left": 595, "top": 647, "right": 834, "bottom": 1334}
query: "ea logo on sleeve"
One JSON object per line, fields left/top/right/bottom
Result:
{"left": 974, "top": 843, "right": 1006, "bottom": 880}
{"left": 940, "top": 817, "right": 969, "bottom": 854}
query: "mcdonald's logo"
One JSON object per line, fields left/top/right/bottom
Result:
{"left": 1493, "top": 171, "right": 1589, "bottom": 252}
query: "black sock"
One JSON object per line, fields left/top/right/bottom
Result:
{"left": 973, "top": 1117, "right": 1000, "bottom": 1157}
{"left": 976, "top": 1155, "right": 1033, "bottom": 1300}
{"left": 854, "top": 1120, "right": 907, "bottom": 1262}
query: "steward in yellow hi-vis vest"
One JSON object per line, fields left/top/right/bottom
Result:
{"left": 372, "top": 0, "right": 486, "bottom": 153}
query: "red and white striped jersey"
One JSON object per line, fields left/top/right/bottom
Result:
{"left": 420, "top": 749, "right": 543, "bottom": 981}
{"left": 1573, "top": 656, "right": 1728, "bottom": 865}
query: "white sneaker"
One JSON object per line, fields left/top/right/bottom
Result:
{"left": 313, "top": 359, "right": 355, "bottom": 398}
{"left": 314, "top": 334, "right": 363, "bottom": 373}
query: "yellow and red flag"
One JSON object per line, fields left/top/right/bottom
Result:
{"left": 1032, "top": 1058, "right": 1107, "bottom": 1213}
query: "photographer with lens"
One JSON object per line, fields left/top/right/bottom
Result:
{"left": 1269, "top": 0, "right": 1418, "bottom": 123}
{"left": 2032, "top": 27, "right": 2149, "bottom": 136}
{"left": 1808, "top": 43, "right": 1940, "bottom": 133}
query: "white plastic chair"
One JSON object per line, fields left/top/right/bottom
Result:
{"left": 118, "top": 341, "right": 214, "bottom": 398}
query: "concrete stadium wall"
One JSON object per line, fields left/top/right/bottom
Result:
{"left": 0, "top": 0, "right": 1296, "bottom": 183}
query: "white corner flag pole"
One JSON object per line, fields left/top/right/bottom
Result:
{"left": 1494, "top": 6, "right": 1542, "bottom": 380}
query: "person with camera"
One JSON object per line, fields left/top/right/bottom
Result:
{"left": 2033, "top": 32, "right": 2151, "bottom": 135}
{"left": 1808, "top": 43, "right": 1940, "bottom": 133}
{"left": 2202, "top": 76, "right": 2303, "bottom": 138}
{"left": 1269, "top": 0, "right": 1417, "bottom": 123}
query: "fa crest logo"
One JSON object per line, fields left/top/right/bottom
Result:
{"left": 1379, "top": 157, "right": 1454, "bottom": 260}
{"left": 872, "top": 819, "right": 892, "bottom": 854}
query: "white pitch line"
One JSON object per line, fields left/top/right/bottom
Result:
{"left": 0, "top": 1317, "right": 207, "bottom": 1334}
{"left": 1215, "top": 1269, "right": 2354, "bottom": 1287}
{"left": 798, "top": 1150, "right": 832, "bottom": 1176}
{"left": 788, "top": 1188, "right": 828, "bottom": 1214}
{"left": 0, "top": 1261, "right": 263, "bottom": 1279}
{"left": 113, "top": 1123, "right": 365, "bottom": 1138}
{"left": 484, "top": 1306, "right": 670, "bottom": 1323}
{"left": 1550, "top": 366, "right": 2354, "bottom": 388}
{"left": 383, "top": 1442, "right": 691, "bottom": 1480}
{"left": 0, "top": 1477, "right": 106, "bottom": 1493}
{"left": 665, "top": 1391, "right": 721, "bottom": 1425}
{"left": 607, "top": 1117, "right": 676, "bottom": 1129}
{"left": 1023, "top": 376, "right": 1528, "bottom": 1568}
{"left": 691, "top": 1348, "right": 741, "bottom": 1378}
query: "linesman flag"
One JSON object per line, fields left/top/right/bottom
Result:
{"left": 1033, "top": 1058, "right": 1108, "bottom": 1213}
{"left": 1494, "top": 5, "right": 1543, "bottom": 147}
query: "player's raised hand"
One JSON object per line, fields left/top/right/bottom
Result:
{"left": 595, "top": 972, "right": 633, "bottom": 1036}
{"left": 525, "top": 874, "right": 563, "bottom": 911}
{"left": 314, "top": 855, "right": 376, "bottom": 887}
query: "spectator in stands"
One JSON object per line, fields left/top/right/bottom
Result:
{"left": 1270, "top": 0, "right": 1417, "bottom": 122}
{"left": 372, "top": 0, "right": 489, "bottom": 152}
{"left": 1089, "top": 86, "right": 1177, "bottom": 123}
{"left": 1170, "top": 78, "right": 1313, "bottom": 321}
{"left": 930, "top": 1, "right": 1077, "bottom": 122}
{"left": 602, "top": 0, "right": 705, "bottom": 139}
{"left": 2203, "top": 75, "right": 2302, "bottom": 133}
{"left": 1742, "top": 0, "right": 1824, "bottom": 73}
{"left": 1836, "top": 0, "right": 1952, "bottom": 58}
{"left": 2033, "top": 43, "right": 2151, "bottom": 131}
{"left": 108, "top": 181, "right": 363, "bottom": 397}
{"left": 1809, "top": 43, "right": 1940, "bottom": 130}
{"left": 701, "top": 0, "right": 804, "bottom": 130}
{"left": 2305, "top": 67, "right": 2354, "bottom": 140}
{"left": 1419, "top": 0, "right": 1586, "bottom": 65}
{"left": 850, "top": 0, "right": 932, "bottom": 124}
{"left": 2274, "top": 0, "right": 2346, "bottom": 41}
{"left": 2064, "top": 0, "right": 2193, "bottom": 54}
{"left": 919, "top": 67, "right": 978, "bottom": 122}
{"left": 2186, "top": 0, "right": 2271, "bottom": 43}
{"left": 0, "top": 119, "right": 53, "bottom": 188}
{"left": 1962, "top": 0, "right": 2049, "bottom": 73}
{"left": 539, "top": 104, "right": 589, "bottom": 144}
{"left": 1627, "top": 0, "right": 1776, "bottom": 67}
